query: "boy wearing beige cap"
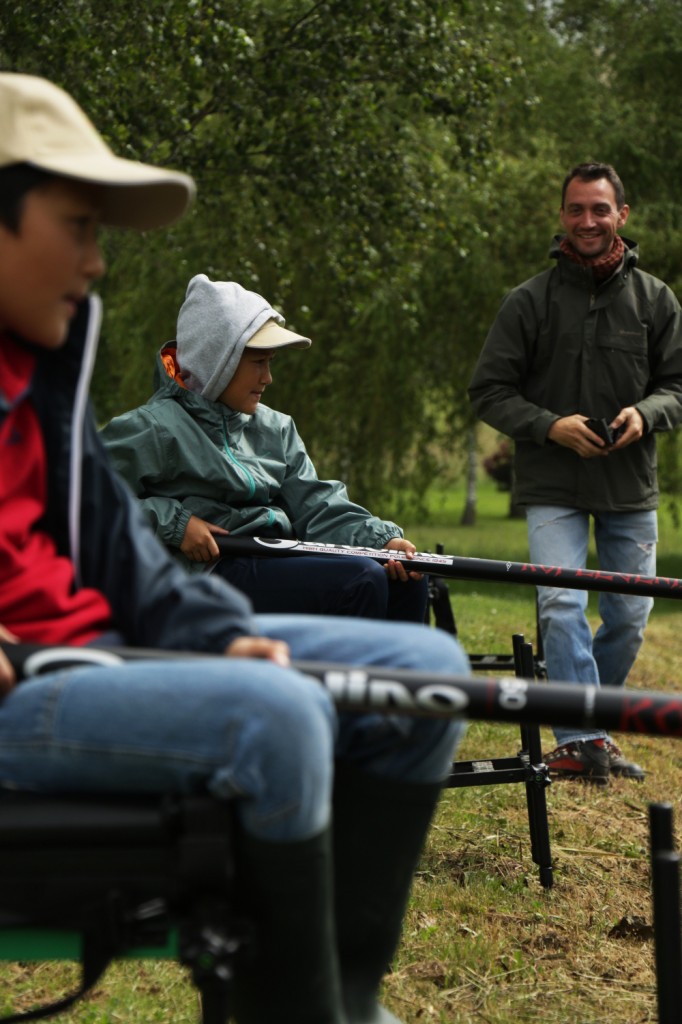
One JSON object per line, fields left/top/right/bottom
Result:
{"left": 0, "top": 74, "right": 468, "bottom": 1023}
{"left": 103, "top": 273, "right": 429, "bottom": 622}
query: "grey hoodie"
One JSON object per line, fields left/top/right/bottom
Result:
{"left": 177, "top": 275, "right": 286, "bottom": 401}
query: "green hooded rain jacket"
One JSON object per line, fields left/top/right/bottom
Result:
{"left": 102, "top": 345, "right": 402, "bottom": 573}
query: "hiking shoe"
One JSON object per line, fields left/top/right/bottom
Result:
{"left": 604, "top": 740, "right": 646, "bottom": 781}
{"left": 543, "top": 739, "right": 610, "bottom": 786}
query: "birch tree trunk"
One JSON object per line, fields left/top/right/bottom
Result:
{"left": 460, "top": 428, "right": 477, "bottom": 526}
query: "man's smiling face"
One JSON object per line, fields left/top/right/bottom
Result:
{"left": 560, "top": 175, "right": 629, "bottom": 260}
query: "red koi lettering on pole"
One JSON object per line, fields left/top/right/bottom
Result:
{"left": 619, "top": 697, "right": 682, "bottom": 736}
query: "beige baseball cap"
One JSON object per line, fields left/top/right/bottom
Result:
{"left": 0, "top": 72, "right": 195, "bottom": 230}
{"left": 246, "top": 319, "right": 311, "bottom": 350}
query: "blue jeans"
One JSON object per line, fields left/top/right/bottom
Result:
{"left": 0, "top": 616, "right": 467, "bottom": 841}
{"left": 214, "top": 554, "right": 430, "bottom": 623}
{"left": 527, "top": 506, "right": 657, "bottom": 745}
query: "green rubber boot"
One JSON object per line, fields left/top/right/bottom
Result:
{"left": 332, "top": 766, "right": 444, "bottom": 1024}
{"left": 231, "top": 827, "right": 345, "bottom": 1024}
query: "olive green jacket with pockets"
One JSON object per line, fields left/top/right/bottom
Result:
{"left": 468, "top": 236, "right": 682, "bottom": 511}
{"left": 101, "top": 344, "right": 402, "bottom": 573}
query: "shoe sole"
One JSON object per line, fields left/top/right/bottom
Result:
{"left": 548, "top": 769, "right": 609, "bottom": 787}
{"left": 610, "top": 769, "right": 645, "bottom": 782}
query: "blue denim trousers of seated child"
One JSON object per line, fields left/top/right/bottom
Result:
{"left": 0, "top": 615, "right": 468, "bottom": 842}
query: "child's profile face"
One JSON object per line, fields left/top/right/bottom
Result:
{"left": 217, "top": 348, "right": 275, "bottom": 414}
{"left": 0, "top": 178, "right": 105, "bottom": 349}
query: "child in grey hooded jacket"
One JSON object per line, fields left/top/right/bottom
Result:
{"left": 102, "top": 275, "right": 429, "bottom": 622}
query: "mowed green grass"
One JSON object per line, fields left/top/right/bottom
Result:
{"left": 2, "top": 482, "right": 682, "bottom": 1022}
{"left": 386, "top": 483, "right": 682, "bottom": 1023}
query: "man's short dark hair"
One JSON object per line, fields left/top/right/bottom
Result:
{"left": 561, "top": 162, "right": 626, "bottom": 210}
{"left": 0, "top": 163, "right": 54, "bottom": 232}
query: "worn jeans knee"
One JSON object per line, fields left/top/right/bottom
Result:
{"left": 257, "top": 614, "right": 469, "bottom": 782}
{"left": 0, "top": 658, "right": 337, "bottom": 842}
{"left": 0, "top": 617, "right": 468, "bottom": 842}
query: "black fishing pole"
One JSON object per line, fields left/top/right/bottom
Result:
{"left": 3, "top": 642, "right": 682, "bottom": 739}
{"left": 214, "top": 535, "right": 682, "bottom": 600}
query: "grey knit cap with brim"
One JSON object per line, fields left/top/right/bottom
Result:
{"left": 176, "top": 275, "right": 311, "bottom": 401}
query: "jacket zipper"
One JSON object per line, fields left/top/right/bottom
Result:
{"left": 69, "top": 294, "right": 102, "bottom": 584}
{"left": 222, "top": 420, "right": 257, "bottom": 499}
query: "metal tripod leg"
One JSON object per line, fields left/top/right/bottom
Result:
{"left": 181, "top": 918, "right": 241, "bottom": 1024}
{"left": 649, "top": 802, "right": 682, "bottom": 1024}
{"left": 447, "top": 633, "right": 553, "bottom": 889}
{"left": 512, "top": 634, "right": 553, "bottom": 890}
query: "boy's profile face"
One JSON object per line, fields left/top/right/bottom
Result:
{"left": 218, "top": 348, "right": 276, "bottom": 415}
{"left": 0, "top": 178, "right": 105, "bottom": 349}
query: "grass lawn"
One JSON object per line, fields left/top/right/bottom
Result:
{"left": 390, "top": 482, "right": 682, "bottom": 1023}
{"left": 2, "top": 481, "right": 682, "bottom": 1023}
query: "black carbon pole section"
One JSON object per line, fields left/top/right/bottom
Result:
{"left": 4, "top": 643, "right": 682, "bottom": 738}
{"left": 214, "top": 536, "right": 682, "bottom": 600}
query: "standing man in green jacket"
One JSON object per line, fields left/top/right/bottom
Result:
{"left": 468, "top": 161, "right": 682, "bottom": 785}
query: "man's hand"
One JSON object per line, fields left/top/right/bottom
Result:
{"left": 225, "top": 635, "right": 291, "bottom": 666}
{"left": 180, "top": 515, "right": 230, "bottom": 562}
{"left": 383, "top": 537, "right": 423, "bottom": 582}
{"left": 0, "top": 624, "right": 19, "bottom": 696}
{"left": 548, "top": 415, "right": 614, "bottom": 458}
{"left": 548, "top": 409, "right": 644, "bottom": 458}
{"left": 609, "top": 406, "right": 645, "bottom": 450}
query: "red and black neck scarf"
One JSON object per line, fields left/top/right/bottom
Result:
{"left": 559, "top": 233, "right": 625, "bottom": 285}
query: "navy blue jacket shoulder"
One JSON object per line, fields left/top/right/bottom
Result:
{"left": 28, "top": 296, "right": 253, "bottom": 652}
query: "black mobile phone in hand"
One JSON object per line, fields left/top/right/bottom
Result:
{"left": 585, "top": 417, "right": 624, "bottom": 447}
